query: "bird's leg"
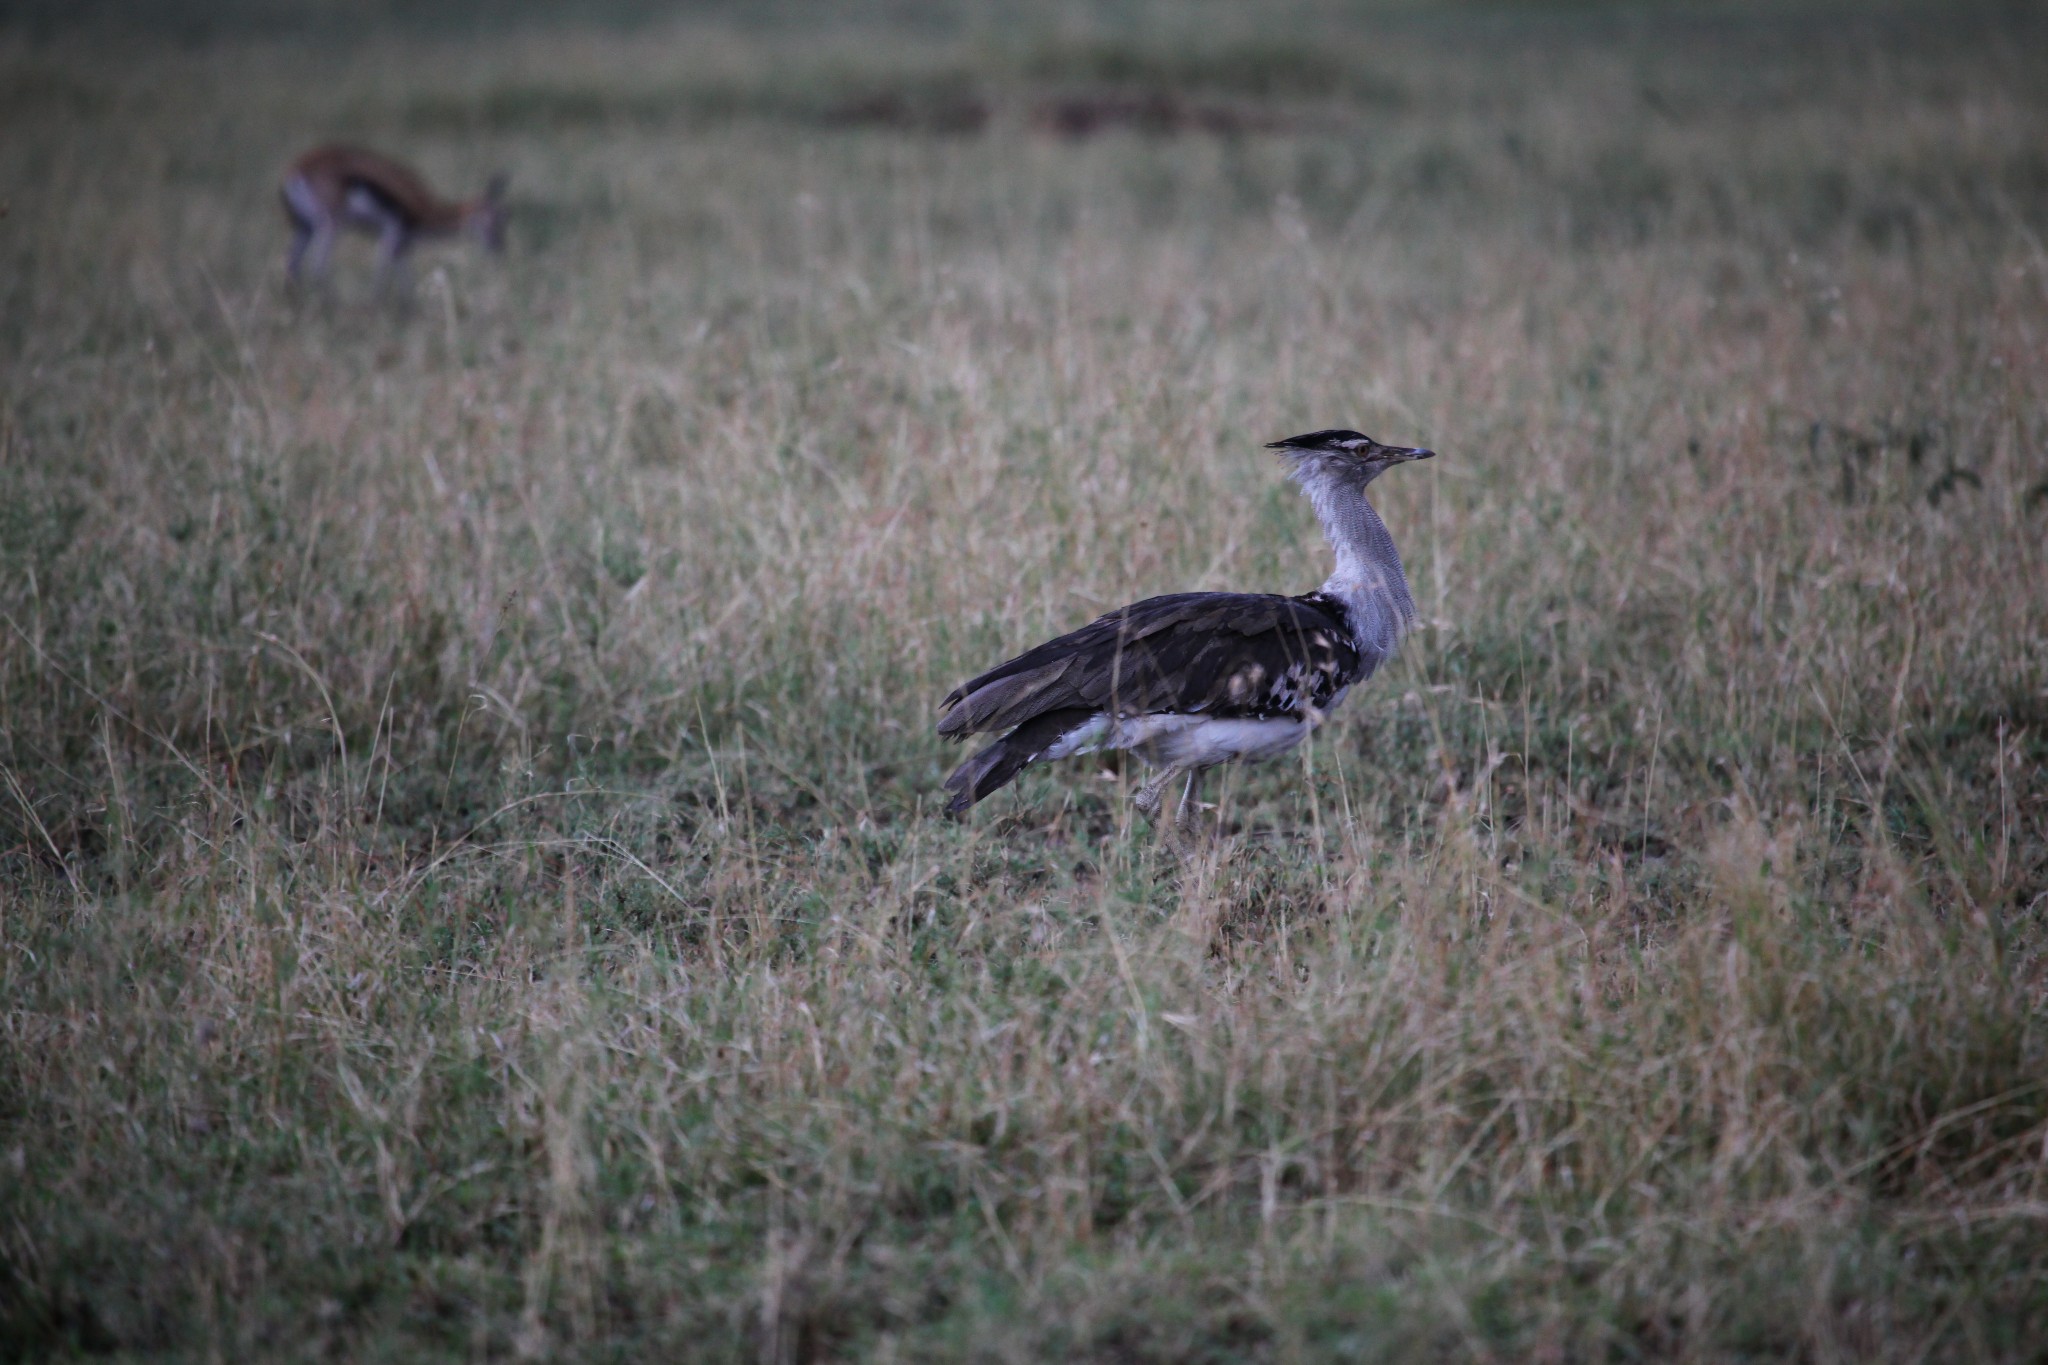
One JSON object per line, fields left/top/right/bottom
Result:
{"left": 1174, "top": 768, "right": 1206, "bottom": 831}
{"left": 1131, "top": 766, "right": 1184, "bottom": 824}
{"left": 1168, "top": 768, "right": 1222, "bottom": 857}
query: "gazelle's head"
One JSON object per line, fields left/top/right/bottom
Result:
{"left": 466, "top": 173, "right": 509, "bottom": 253}
{"left": 1266, "top": 429, "right": 1434, "bottom": 486}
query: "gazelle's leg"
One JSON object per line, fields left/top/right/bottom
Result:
{"left": 286, "top": 222, "right": 313, "bottom": 281}
{"left": 305, "top": 221, "right": 338, "bottom": 281}
{"left": 282, "top": 177, "right": 334, "bottom": 283}
{"left": 374, "top": 222, "right": 411, "bottom": 296}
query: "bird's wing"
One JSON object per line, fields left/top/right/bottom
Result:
{"left": 938, "top": 593, "right": 1362, "bottom": 739}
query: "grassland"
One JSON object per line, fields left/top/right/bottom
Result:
{"left": 3, "top": 2, "right": 2047, "bottom": 1359}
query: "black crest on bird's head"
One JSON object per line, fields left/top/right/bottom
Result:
{"left": 1266, "top": 429, "right": 1434, "bottom": 481}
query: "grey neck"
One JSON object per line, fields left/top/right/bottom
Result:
{"left": 1301, "top": 471, "right": 1416, "bottom": 659}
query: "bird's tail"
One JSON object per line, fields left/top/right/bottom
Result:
{"left": 943, "top": 741, "right": 1028, "bottom": 813}
{"left": 941, "top": 708, "right": 1094, "bottom": 814}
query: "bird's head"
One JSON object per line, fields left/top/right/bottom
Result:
{"left": 1266, "top": 429, "right": 1435, "bottom": 485}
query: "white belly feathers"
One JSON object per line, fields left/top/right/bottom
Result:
{"left": 1040, "top": 711, "right": 1321, "bottom": 770}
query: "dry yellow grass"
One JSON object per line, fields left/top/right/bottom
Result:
{"left": 3, "top": 3, "right": 2046, "bottom": 1359}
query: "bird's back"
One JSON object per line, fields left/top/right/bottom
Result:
{"left": 939, "top": 591, "right": 1363, "bottom": 739}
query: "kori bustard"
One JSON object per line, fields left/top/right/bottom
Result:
{"left": 937, "top": 430, "right": 1433, "bottom": 826}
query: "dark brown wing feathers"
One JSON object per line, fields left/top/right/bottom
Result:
{"left": 938, "top": 592, "right": 1361, "bottom": 741}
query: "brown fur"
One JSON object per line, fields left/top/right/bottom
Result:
{"left": 286, "top": 145, "right": 474, "bottom": 232}
{"left": 280, "top": 144, "right": 505, "bottom": 283}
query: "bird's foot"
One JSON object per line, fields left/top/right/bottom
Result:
{"left": 1134, "top": 773, "right": 1223, "bottom": 859}
{"left": 1168, "top": 810, "right": 1224, "bottom": 859}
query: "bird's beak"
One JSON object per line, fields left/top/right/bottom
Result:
{"left": 1400, "top": 447, "right": 1436, "bottom": 461}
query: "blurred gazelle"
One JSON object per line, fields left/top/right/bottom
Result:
{"left": 281, "top": 144, "right": 506, "bottom": 289}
